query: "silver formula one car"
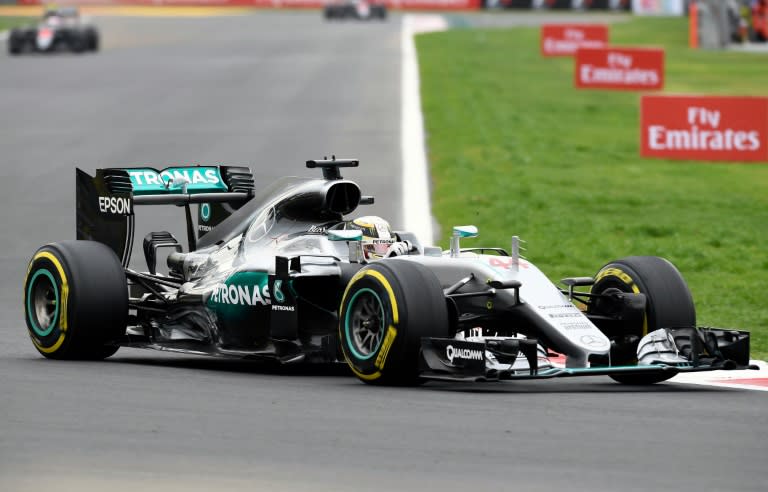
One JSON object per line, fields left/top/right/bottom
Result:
{"left": 23, "top": 159, "right": 754, "bottom": 385}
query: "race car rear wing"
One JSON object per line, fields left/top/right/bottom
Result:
{"left": 76, "top": 166, "right": 254, "bottom": 266}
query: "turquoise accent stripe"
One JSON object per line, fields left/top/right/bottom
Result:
{"left": 345, "top": 288, "right": 384, "bottom": 361}
{"left": 537, "top": 365, "right": 679, "bottom": 377}
{"left": 26, "top": 269, "right": 59, "bottom": 338}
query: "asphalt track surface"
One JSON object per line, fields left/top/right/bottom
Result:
{"left": 1, "top": 11, "right": 766, "bottom": 492}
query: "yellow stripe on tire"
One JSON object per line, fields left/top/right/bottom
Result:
{"left": 27, "top": 251, "right": 69, "bottom": 354}
{"left": 375, "top": 326, "right": 397, "bottom": 370}
{"left": 595, "top": 267, "right": 640, "bottom": 294}
{"left": 345, "top": 358, "right": 382, "bottom": 381}
{"left": 596, "top": 266, "right": 647, "bottom": 335}
{"left": 363, "top": 270, "right": 399, "bottom": 324}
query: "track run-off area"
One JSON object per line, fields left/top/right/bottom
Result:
{"left": 1, "top": 8, "right": 766, "bottom": 492}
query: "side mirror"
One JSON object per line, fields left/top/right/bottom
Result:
{"left": 328, "top": 229, "right": 365, "bottom": 263}
{"left": 452, "top": 225, "right": 478, "bottom": 238}
{"left": 328, "top": 229, "right": 363, "bottom": 242}
{"left": 450, "top": 225, "right": 478, "bottom": 257}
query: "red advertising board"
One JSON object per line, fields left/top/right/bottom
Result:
{"left": 540, "top": 24, "right": 608, "bottom": 57}
{"left": 18, "top": 0, "right": 481, "bottom": 8}
{"left": 575, "top": 46, "right": 664, "bottom": 91}
{"left": 641, "top": 95, "right": 768, "bottom": 162}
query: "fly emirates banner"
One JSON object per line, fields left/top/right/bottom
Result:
{"left": 641, "top": 95, "right": 768, "bottom": 162}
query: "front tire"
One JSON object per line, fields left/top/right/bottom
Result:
{"left": 8, "top": 29, "right": 23, "bottom": 55}
{"left": 339, "top": 259, "right": 449, "bottom": 385}
{"left": 589, "top": 256, "right": 696, "bottom": 384}
{"left": 24, "top": 240, "right": 128, "bottom": 360}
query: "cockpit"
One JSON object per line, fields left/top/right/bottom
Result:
{"left": 241, "top": 206, "right": 350, "bottom": 269}
{"left": 44, "top": 7, "right": 78, "bottom": 19}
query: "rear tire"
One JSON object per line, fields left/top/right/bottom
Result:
{"left": 589, "top": 256, "right": 695, "bottom": 384}
{"left": 84, "top": 28, "right": 99, "bottom": 51}
{"left": 339, "top": 259, "right": 449, "bottom": 385}
{"left": 24, "top": 240, "right": 128, "bottom": 360}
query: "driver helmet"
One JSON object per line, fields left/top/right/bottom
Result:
{"left": 346, "top": 216, "right": 395, "bottom": 260}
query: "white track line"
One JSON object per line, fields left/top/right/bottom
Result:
{"left": 670, "top": 360, "right": 768, "bottom": 391}
{"left": 401, "top": 14, "right": 447, "bottom": 245}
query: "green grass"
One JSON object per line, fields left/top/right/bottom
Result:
{"left": 416, "top": 16, "right": 768, "bottom": 360}
{"left": 0, "top": 17, "right": 33, "bottom": 32}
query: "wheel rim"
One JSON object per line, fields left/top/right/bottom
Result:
{"left": 345, "top": 288, "right": 385, "bottom": 360}
{"left": 27, "top": 268, "right": 59, "bottom": 337}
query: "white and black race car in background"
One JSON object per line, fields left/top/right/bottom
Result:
{"left": 324, "top": 0, "right": 387, "bottom": 21}
{"left": 7, "top": 7, "right": 99, "bottom": 55}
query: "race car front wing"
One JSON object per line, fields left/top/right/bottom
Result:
{"left": 419, "top": 327, "right": 756, "bottom": 382}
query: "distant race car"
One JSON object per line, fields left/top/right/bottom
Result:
{"left": 324, "top": 0, "right": 387, "bottom": 21}
{"left": 7, "top": 7, "right": 99, "bottom": 55}
{"left": 753, "top": 0, "right": 768, "bottom": 42}
{"left": 23, "top": 160, "right": 755, "bottom": 386}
